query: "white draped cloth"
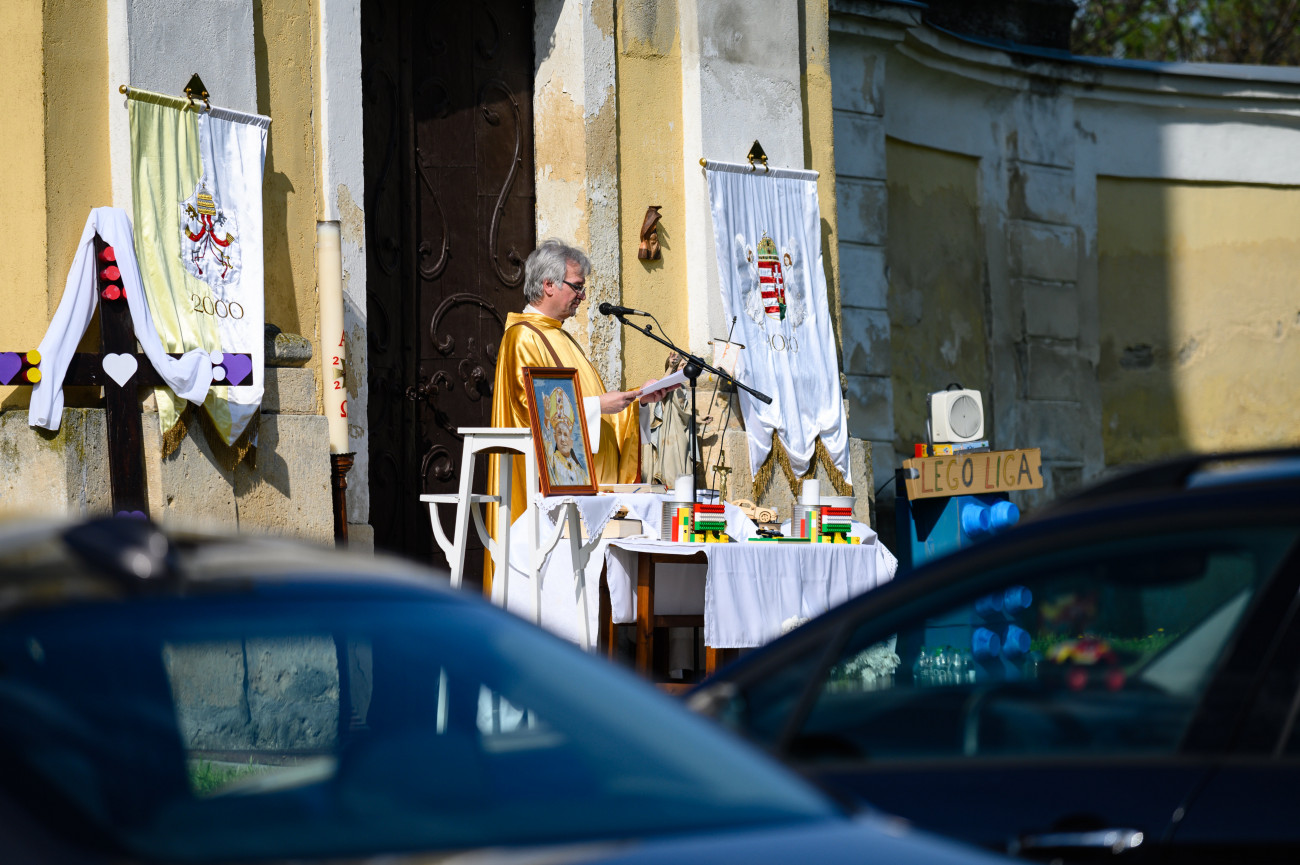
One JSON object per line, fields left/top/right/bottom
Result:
{"left": 705, "top": 160, "right": 852, "bottom": 482}
{"left": 489, "top": 492, "right": 895, "bottom": 649}
{"left": 28, "top": 208, "right": 213, "bottom": 431}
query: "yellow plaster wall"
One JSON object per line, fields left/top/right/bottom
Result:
{"left": 44, "top": 0, "right": 112, "bottom": 310}
{"left": 1098, "top": 179, "right": 1300, "bottom": 463}
{"left": 615, "top": 0, "right": 688, "bottom": 391}
{"left": 0, "top": 0, "right": 110, "bottom": 410}
{"left": 254, "top": 0, "right": 318, "bottom": 351}
{"left": 886, "top": 139, "right": 990, "bottom": 452}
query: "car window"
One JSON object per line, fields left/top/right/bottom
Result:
{"left": 0, "top": 593, "right": 834, "bottom": 861}
{"left": 789, "top": 526, "right": 1297, "bottom": 764}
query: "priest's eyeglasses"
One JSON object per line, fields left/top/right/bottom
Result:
{"left": 562, "top": 280, "right": 586, "bottom": 295}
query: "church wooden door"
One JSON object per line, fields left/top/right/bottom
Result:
{"left": 362, "top": 0, "right": 535, "bottom": 575}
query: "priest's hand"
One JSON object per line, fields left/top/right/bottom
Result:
{"left": 599, "top": 389, "right": 641, "bottom": 413}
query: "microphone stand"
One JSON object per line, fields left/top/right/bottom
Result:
{"left": 611, "top": 313, "right": 772, "bottom": 506}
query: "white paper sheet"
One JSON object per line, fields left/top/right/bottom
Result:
{"left": 638, "top": 368, "right": 687, "bottom": 397}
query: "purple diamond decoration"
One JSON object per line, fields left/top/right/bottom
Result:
{"left": 0, "top": 352, "right": 20, "bottom": 386}
{"left": 223, "top": 353, "right": 253, "bottom": 386}
{"left": 114, "top": 510, "right": 148, "bottom": 520}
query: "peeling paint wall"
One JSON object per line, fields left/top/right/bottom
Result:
{"left": 832, "top": 5, "right": 1300, "bottom": 526}
{"left": 886, "top": 139, "right": 991, "bottom": 455}
{"left": 1098, "top": 179, "right": 1300, "bottom": 463}
{"left": 317, "top": 0, "right": 368, "bottom": 525}
{"left": 535, "top": 0, "right": 623, "bottom": 386}
{"left": 680, "top": 0, "right": 810, "bottom": 362}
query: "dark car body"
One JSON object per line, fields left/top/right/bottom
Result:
{"left": 688, "top": 451, "right": 1300, "bottom": 863}
{"left": 0, "top": 517, "right": 1010, "bottom": 865}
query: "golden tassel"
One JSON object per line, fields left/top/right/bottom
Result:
{"left": 159, "top": 405, "right": 258, "bottom": 470}
{"left": 197, "top": 409, "right": 258, "bottom": 471}
{"left": 753, "top": 433, "right": 853, "bottom": 499}
{"left": 160, "top": 408, "right": 190, "bottom": 459}
{"left": 813, "top": 437, "right": 853, "bottom": 496}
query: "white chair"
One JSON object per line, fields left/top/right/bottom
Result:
{"left": 421, "top": 426, "right": 601, "bottom": 651}
{"left": 421, "top": 427, "right": 539, "bottom": 611}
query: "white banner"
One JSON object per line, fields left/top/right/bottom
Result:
{"left": 129, "top": 90, "right": 268, "bottom": 449}
{"left": 705, "top": 161, "right": 851, "bottom": 485}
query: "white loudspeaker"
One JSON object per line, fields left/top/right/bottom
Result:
{"left": 929, "top": 388, "right": 984, "bottom": 443}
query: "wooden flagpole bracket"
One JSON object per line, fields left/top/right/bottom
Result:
{"left": 184, "top": 73, "right": 212, "bottom": 111}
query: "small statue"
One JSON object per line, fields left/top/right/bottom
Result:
{"left": 713, "top": 449, "right": 732, "bottom": 503}
{"left": 638, "top": 205, "right": 662, "bottom": 261}
{"left": 647, "top": 351, "right": 706, "bottom": 483}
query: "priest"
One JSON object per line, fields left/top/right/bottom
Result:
{"left": 486, "top": 239, "right": 674, "bottom": 586}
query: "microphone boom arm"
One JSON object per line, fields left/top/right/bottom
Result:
{"left": 613, "top": 313, "right": 771, "bottom": 406}
{"left": 609, "top": 311, "right": 772, "bottom": 506}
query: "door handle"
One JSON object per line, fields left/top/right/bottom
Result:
{"left": 1010, "top": 828, "right": 1144, "bottom": 856}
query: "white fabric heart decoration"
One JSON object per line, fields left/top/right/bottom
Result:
{"left": 102, "top": 353, "right": 138, "bottom": 387}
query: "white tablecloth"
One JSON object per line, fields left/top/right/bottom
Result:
{"left": 604, "top": 538, "right": 894, "bottom": 648}
{"left": 491, "top": 492, "right": 895, "bottom": 648}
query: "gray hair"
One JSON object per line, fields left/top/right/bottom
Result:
{"left": 523, "top": 239, "right": 591, "bottom": 303}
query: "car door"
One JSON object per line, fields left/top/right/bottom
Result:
{"left": 769, "top": 522, "right": 1300, "bottom": 862}
{"left": 1163, "top": 558, "right": 1300, "bottom": 862}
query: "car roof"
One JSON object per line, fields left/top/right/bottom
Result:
{"left": 1040, "top": 447, "right": 1300, "bottom": 514}
{"left": 0, "top": 516, "right": 455, "bottom": 614}
{"left": 699, "top": 468, "right": 1300, "bottom": 686}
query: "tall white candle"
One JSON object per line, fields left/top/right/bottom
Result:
{"left": 317, "top": 222, "right": 348, "bottom": 454}
{"left": 801, "top": 478, "right": 820, "bottom": 505}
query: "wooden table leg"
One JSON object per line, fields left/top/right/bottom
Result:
{"left": 635, "top": 551, "right": 655, "bottom": 675}
{"left": 705, "top": 647, "right": 738, "bottom": 676}
{"left": 597, "top": 562, "right": 616, "bottom": 661}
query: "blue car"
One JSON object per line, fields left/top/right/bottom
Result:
{"left": 0, "top": 517, "right": 1008, "bottom": 865}
{"left": 688, "top": 449, "right": 1300, "bottom": 863}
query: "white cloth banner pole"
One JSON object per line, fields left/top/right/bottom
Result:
{"left": 195, "top": 109, "right": 266, "bottom": 441}
{"left": 704, "top": 162, "right": 852, "bottom": 483}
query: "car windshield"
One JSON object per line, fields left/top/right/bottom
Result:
{"left": 787, "top": 525, "right": 1298, "bottom": 762}
{"left": 0, "top": 587, "right": 834, "bottom": 861}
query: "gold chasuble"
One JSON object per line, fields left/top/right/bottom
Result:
{"left": 485, "top": 312, "right": 640, "bottom": 592}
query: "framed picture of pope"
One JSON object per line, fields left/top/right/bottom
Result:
{"left": 523, "top": 367, "right": 598, "bottom": 497}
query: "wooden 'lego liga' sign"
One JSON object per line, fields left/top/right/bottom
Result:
{"left": 902, "top": 448, "right": 1043, "bottom": 500}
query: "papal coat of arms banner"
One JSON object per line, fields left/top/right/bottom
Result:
{"left": 705, "top": 161, "right": 852, "bottom": 493}
{"left": 128, "top": 89, "right": 269, "bottom": 459}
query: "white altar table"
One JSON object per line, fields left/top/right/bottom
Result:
{"left": 491, "top": 492, "right": 896, "bottom": 659}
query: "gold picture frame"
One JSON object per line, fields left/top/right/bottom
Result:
{"left": 523, "top": 367, "right": 598, "bottom": 497}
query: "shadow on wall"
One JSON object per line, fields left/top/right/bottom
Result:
{"left": 1096, "top": 177, "right": 1180, "bottom": 468}
{"left": 880, "top": 139, "right": 993, "bottom": 550}
{"left": 1097, "top": 174, "right": 1300, "bottom": 467}
{"left": 252, "top": 0, "right": 300, "bottom": 336}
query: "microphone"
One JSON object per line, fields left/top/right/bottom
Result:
{"left": 597, "top": 302, "right": 649, "bottom": 317}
